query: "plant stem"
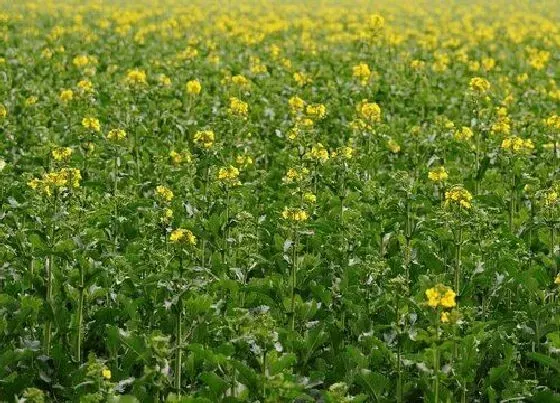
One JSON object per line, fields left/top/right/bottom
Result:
{"left": 291, "top": 225, "right": 298, "bottom": 332}
{"left": 76, "top": 264, "right": 84, "bottom": 362}
{"left": 175, "top": 253, "right": 184, "bottom": 395}
{"left": 454, "top": 225, "right": 463, "bottom": 296}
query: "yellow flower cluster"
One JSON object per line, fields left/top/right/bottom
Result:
{"left": 217, "top": 165, "right": 241, "bottom": 186}
{"left": 331, "top": 146, "right": 355, "bottom": 159}
{"left": 288, "top": 96, "right": 305, "bottom": 114}
{"left": 186, "top": 79, "right": 201, "bottom": 95}
{"left": 352, "top": 62, "right": 371, "bottom": 85}
{"left": 469, "top": 77, "right": 491, "bottom": 93}
{"left": 501, "top": 136, "right": 534, "bottom": 154}
{"left": 157, "top": 74, "right": 172, "bottom": 87}
{"left": 25, "top": 96, "right": 38, "bottom": 107}
{"left": 555, "top": 274, "right": 560, "bottom": 286}
{"left": 428, "top": 166, "right": 448, "bottom": 182}
{"left": 425, "top": 284, "right": 456, "bottom": 308}
{"left": 107, "top": 128, "right": 127, "bottom": 141}
{"left": 228, "top": 97, "right": 249, "bottom": 118}
{"left": 293, "top": 71, "right": 311, "bottom": 87}
{"left": 59, "top": 89, "right": 73, "bottom": 102}
{"left": 52, "top": 147, "right": 72, "bottom": 161}
{"left": 73, "top": 54, "right": 93, "bottom": 68}
{"left": 155, "top": 185, "right": 174, "bottom": 202}
{"left": 357, "top": 100, "right": 381, "bottom": 123}
{"left": 545, "top": 115, "right": 560, "bottom": 130}
{"left": 282, "top": 207, "right": 309, "bottom": 222}
{"left": 101, "top": 368, "right": 111, "bottom": 380}
{"left": 235, "top": 155, "right": 253, "bottom": 167}
{"left": 0, "top": 104, "right": 6, "bottom": 118}
{"left": 445, "top": 185, "right": 473, "bottom": 209}
{"left": 454, "top": 126, "right": 473, "bottom": 141}
{"left": 28, "top": 168, "right": 82, "bottom": 196}
{"left": 231, "top": 75, "right": 250, "bottom": 88}
{"left": 193, "top": 129, "right": 215, "bottom": 148}
{"left": 78, "top": 79, "right": 94, "bottom": 93}
{"left": 303, "top": 192, "right": 316, "bottom": 203}
{"left": 282, "top": 167, "right": 309, "bottom": 184}
{"left": 169, "top": 228, "right": 196, "bottom": 245}
{"left": 305, "top": 104, "right": 326, "bottom": 120}
{"left": 82, "top": 117, "right": 101, "bottom": 132}
{"left": 126, "top": 69, "right": 147, "bottom": 85}
{"left": 305, "top": 143, "right": 329, "bottom": 162}
{"left": 387, "top": 139, "right": 400, "bottom": 153}
{"left": 170, "top": 150, "right": 192, "bottom": 165}
{"left": 527, "top": 47, "right": 550, "bottom": 70}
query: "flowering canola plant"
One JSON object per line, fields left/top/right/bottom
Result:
{"left": 1, "top": 0, "right": 560, "bottom": 401}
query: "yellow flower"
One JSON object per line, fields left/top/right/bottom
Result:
{"left": 24, "top": 96, "right": 38, "bottom": 107}
{"left": 387, "top": 139, "right": 400, "bottom": 153}
{"left": 228, "top": 97, "right": 249, "bottom": 118}
{"left": 186, "top": 79, "right": 201, "bottom": 95}
{"left": 352, "top": 62, "right": 371, "bottom": 84}
{"left": 59, "top": 89, "right": 73, "bottom": 102}
{"left": 469, "top": 77, "right": 491, "bottom": 93}
{"left": 52, "top": 147, "right": 72, "bottom": 161}
{"left": 193, "top": 130, "right": 215, "bottom": 148}
{"left": 155, "top": 185, "right": 174, "bottom": 202}
{"left": 410, "top": 60, "right": 426, "bottom": 70}
{"left": 282, "top": 207, "right": 309, "bottom": 222}
{"left": 235, "top": 155, "right": 253, "bottom": 167}
{"left": 126, "top": 69, "right": 147, "bottom": 85}
{"left": 305, "top": 104, "right": 326, "bottom": 120}
{"left": 73, "top": 54, "right": 90, "bottom": 68}
{"left": 170, "top": 150, "right": 191, "bottom": 165}
{"left": 445, "top": 185, "right": 473, "bottom": 209}
{"left": 368, "top": 14, "right": 385, "bottom": 31}
{"left": 231, "top": 75, "right": 250, "bottom": 88}
{"left": 555, "top": 274, "right": 560, "bottom": 285}
{"left": 305, "top": 143, "right": 329, "bottom": 162}
{"left": 357, "top": 100, "right": 381, "bottom": 123}
{"left": 440, "top": 312, "right": 450, "bottom": 323}
{"left": 425, "top": 287, "right": 440, "bottom": 308}
{"left": 482, "top": 58, "right": 495, "bottom": 71}
{"left": 77, "top": 79, "right": 93, "bottom": 93}
{"left": 169, "top": 228, "right": 196, "bottom": 245}
{"left": 428, "top": 166, "right": 448, "bottom": 183}
{"left": 303, "top": 192, "right": 316, "bottom": 203}
{"left": 81, "top": 117, "right": 101, "bottom": 132}
{"left": 293, "top": 71, "right": 311, "bottom": 87}
{"left": 337, "top": 146, "right": 354, "bottom": 159}
{"left": 440, "top": 288, "right": 456, "bottom": 308}
{"left": 107, "top": 128, "right": 127, "bottom": 141}
{"left": 217, "top": 165, "right": 240, "bottom": 186}
{"left": 501, "top": 136, "right": 534, "bottom": 154}
{"left": 454, "top": 126, "right": 473, "bottom": 141}
{"left": 0, "top": 104, "right": 6, "bottom": 118}
{"left": 162, "top": 208, "right": 174, "bottom": 223}
{"left": 157, "top": 74, "right": 172, "bottom": 87}
{"left": 101, "top": 369, "right": 111, "bottom": 380}
{"left": 426, "top": 284, "right": 456, "bottom": 309}
{"left": 282, "top": 167, "right": 309, "bottom": 184}
{"left": 516, "top": 73, "right": 529, "bottom": 83}
{"left": 288, "top": 96, "right": 305, "bottom": 114}
{"left": 545, "top": 115, "right": 560, "bottom": 130}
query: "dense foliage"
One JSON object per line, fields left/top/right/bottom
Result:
{"left": 1, "top": 0, "right": 560, "bottom": 401}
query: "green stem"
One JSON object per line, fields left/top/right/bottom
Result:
{"left": 509, "top": 175, "right": 515, "bottom": 232}
{"left": 76, "top": 264, "right": 84, "bottom": 362}
{"left": 454, "top": 225, "right": 463, "bottom": 296}
{"left": 175, "top": 253, "right": 184, "bottom": 395}
{"left": 291, "top": 225, "right": 298, "bottom": 332}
